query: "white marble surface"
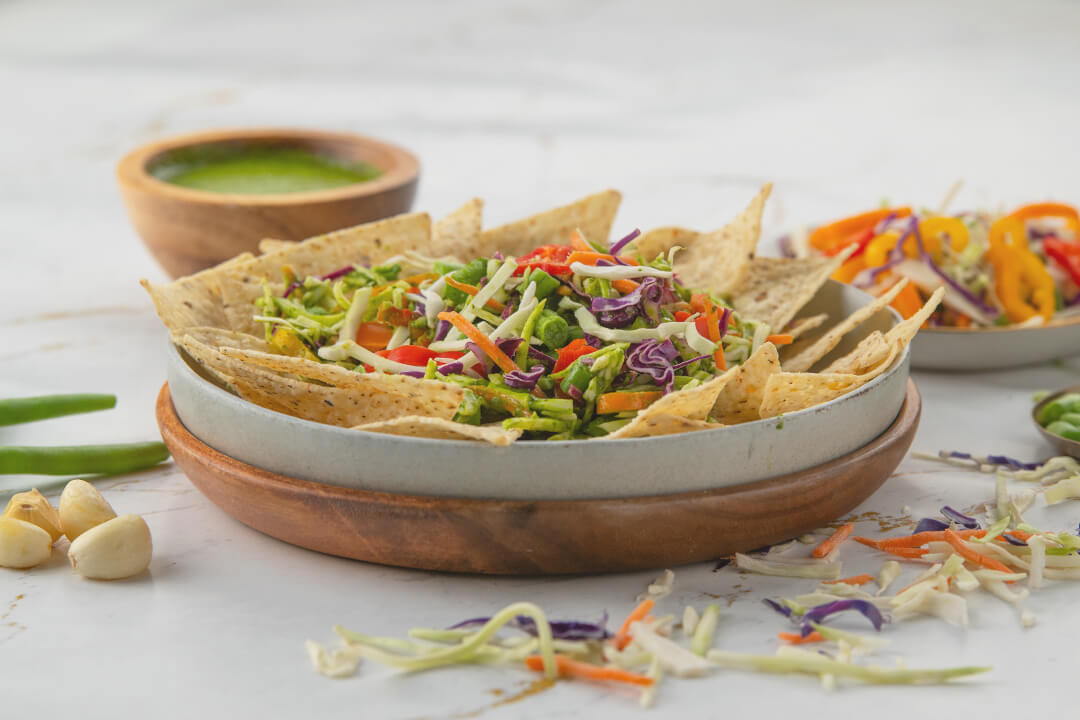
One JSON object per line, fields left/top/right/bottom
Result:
{"left": 4, "top": 0, "right": 1080, "bottom": 717}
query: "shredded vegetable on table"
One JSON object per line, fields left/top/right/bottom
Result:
{"left": 252, "top": 232, "right": 773, "bottom": 439}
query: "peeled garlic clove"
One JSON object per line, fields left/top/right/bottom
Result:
{"left": 0, "top": 517, "right": 53, "bottom": 569}
{"left": 59, "top": 479, "right": 117, "bottom": 541}
{"left": 3, "top": 489, "right": 63, "bottom": 543}
{"left": 68, "top": 514, "right": 152, "bottom": 580}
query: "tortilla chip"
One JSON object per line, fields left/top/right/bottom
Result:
{"left": 606, "top": 415, "right": 721, "bottom": 439}
{"left": 609, "top": 366, "right": 738, "bottom": 438}
{"left": 473, "top": 190, "right": 621, "bottom": 259}
{"left": 781, "top": 279, "right": 908, "bottom": 373}
{"left": 177, "top": 335, "right": 458, "bottom": 426}
{"left": 431, "top": 198, "right": 483, "bottom": 260}
{"left": 140, "top": 252, "right": 255, "bottom": 332}
{"left": 731, "top": 244, "right": 856, "bottom": 332}
{"left": 258, "top": 239, "right": 293, "bottom": 254}
{"left": 219, "top": 212, "right": 431, "bottom": 334}
{"left": 820, "top": 331, "right": 896, "bottom": 376}
{"left": 215, "top": 347, "right": 463, "bottom": 419}
{"left": 351, "top": 416, "right": 521, "bottom": 445}
{"left": 885, "top": 287, "right": 945, "bottom": 348}
{"left": 757, "top": 372, "right": 873, "bottom": 419}
{"left": 785, "top": 314, "right": 828, "bottom": 341}
{"left": 630, "top": 184, "right": 771, "bottom": 294}
{"left": 172, "top": 326, "right": 274, "bottom": 353}
{"left": 711, "top": 343, "right": 780, "bottom": 424}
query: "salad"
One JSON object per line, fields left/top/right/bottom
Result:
{"left": 788, "top": 202, "right": 1080, "bottom": 328}
{"left": 250, "top": 230, "right": 782, "bottom": 440}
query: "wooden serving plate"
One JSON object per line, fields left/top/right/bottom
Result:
{"left": 157, "top": 380, "right": 921, "bottom": 575}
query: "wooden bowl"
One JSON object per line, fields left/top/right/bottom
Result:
{"left": 117, "top": 128, "right": 419, "bottom": 278}
{"left": 156, "top": 380, "right": 921, "bottom": 575}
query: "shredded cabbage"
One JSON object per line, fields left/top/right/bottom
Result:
{"left": 570, "top": 262, "right": 674, "bottom": 280}
{"left": 735, "top": 553, "right": 842, "bottom": 580}
{"left": 706, "top": 650, "right": 989, "bottom": 685}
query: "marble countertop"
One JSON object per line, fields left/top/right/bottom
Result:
{"left": 3, "top": 0, "right": 1080, "bottom": 717}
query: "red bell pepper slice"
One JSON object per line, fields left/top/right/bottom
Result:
{"left": 1044, "top": 236, "right": 1080, "bottom": 287}
{"left": 553, "top": 338, "right": 598, "bottom": 373}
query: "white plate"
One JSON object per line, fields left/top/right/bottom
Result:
{"left": 166, "top": 281, "right": 910, "bottom": 501}
{"left": 912, "top": 317, "right": 1080, "bottom": 371}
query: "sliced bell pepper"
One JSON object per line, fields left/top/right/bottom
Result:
{"left": 565, "top": 250, "right": 639, "bottom": 267}
{"left": 1044, "top": 236, "right": 1080, "bottom": 287}
{"left": 888, "top": 281, "right": 924, "bottom": 320}
{"left": 354, "top": 321, "right": 396, "bottom": 351}
{"left": 1007, "top": 202, "right": 1080, "bottom": 236}
{"left": 596, "top": 391, "right": 663, "bottom": 414}
{"left": 831, "top": 256, "right": 866, "bottom": 283}
{"left": 989, "top": 242, "right": 1056, "bottom": 324}
{"left": 809, "top": 207, "right": 912, "bottom": 256}
{"left": 375, "top": 346, "right": 464, "bottom": 367}
{"left": 270, "top": 327, "right": 316, "bottom": 360}
{"left": 906, "top": 217, "right": 969, "bottom": 263}
{"left": 553, "top": 338, "right": 597, "bottom": 373}
{"left": 862, "top": 232, "right": 902, "bottom": 268}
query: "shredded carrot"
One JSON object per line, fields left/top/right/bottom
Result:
{"left": 813, "top": 523, "right": 854, "bottom": 558}
{"left": 778, "top": 631, "right": 825, "bottom": 644}
{"left": 876, "top": 529, "right": 985, "bottom": 549}
{"left": 943, "top": 529, "right": 1015, "bottom": 580}
{"left": 404, "top": 272, "right": 439, "bottom": 285}
{"left": 566, "top": 251, "right": 639, "bottom": 267}
{"left": 853, "top": 536, "right": 880, "bottom": 549}
{"left": 444, "top": 276, "right": 505, "bottom": 312}
{"left": 437, "top": 311, "right": 518, "bottom": 374}
{"left": 700, "top": 297, "right": 726, "bottom": 371}
{"left": 524, "top": 654, "right": 654, "bottom": 686}
{"left": 569, "top": 229, "right": 592, "bottom": 252}
{"left": 879, "top": 546, "right": 929, "bottom": 559}
{"left": 596, "top": 391, "right": 663, "bottom": 414}
{"left": 611, "top": 278, "right": 640, "bottom": 295}
{"left": 765, "top": 334, "right": 794, "bottom": 346}
{"left": 824, "top": 573, "right": 875, "bottom": 586}
{"left": 612, "top": 598, "right": 654, "bottom": 651}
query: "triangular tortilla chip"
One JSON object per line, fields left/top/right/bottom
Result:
{"left": 781, "top": 279, "right": 909, "bottom": 373}
{"left": 219, "top": 212, "right": 431, "bottom": 334}
{"left": 177, "top": 335, "right": 458, "bottom": 426}
{"left": 885, "top": 287, "right": 945, "bottom": 347}
{"left": 431, "top": 198, "right": 483, "bottom": 260}
{"left": 140, "top": 252, "right": 255, "bottom": 332}
{"left": 785, "top": 314, "right": 828, "bottom": 341}
{"left": 606, "top": 415, "right": 721, "bottom": 439}
{"left": 609, "top": 365, "right": 738, "bottom": 438}
{"left": 630, "top": 184, "right": 771, "bottom": 294}
{"left": 258, "top": 239, "right": 293, "bottom": 254}
{"left": 174, "top": 327, "right": 274, "bottom": 353}
{"left": 757, "top": 372, "right": 873, "bottom": 419}
{"left": 731, "top": 244, "right": 855, "bottom": 332}
{"left": 711, "top": 343, "right": 780, "bottom": 424}
{"left": 473, "top": 190, "right": 621, "bottom": 259}
{"left": 214, "top": 346, "right": 463, "bottom": 419}
{"left": 351, "top": 417, "right": 520, "bottom": 445}
{"left": 819, "top": 331, "right": 896, "bottom": 376}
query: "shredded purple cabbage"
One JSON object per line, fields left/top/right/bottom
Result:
{"left": 985, "top": 454, "right": 1042, "bottom": 471}
{"left": 626, "top": 339, "right": 680, "bottom": 393}
{"left": 941, "top": 505, "right": 980, "bottom": 530}
{"left": 1002, "top": 533, "right": 1028, "bottom": 547}
{"left": 527, "top": 346, "right": 556, "bottom": 367}
{"left": 609, "top": 228, "right": 641, "bottom": 256}
{"left": 912, "top": 221, "right": 997, "bottom": 315}
{"left": 503, "top": 364, "right": 545, "bottom": 390}
{"left": 590, "top": 277, "right": 665, "bottom": 327}
{"left": 913, "top": 518, "right": 951, "bottom": 534}
{"left": 398, "top": 370, "right": 426, "bottom": 379}
{"left": 597, "top": 306, "right": 639, "bottom": 328}
{"left": 945, "top": 451, "right": 973, "bottom": 460}
{"left": 762, "top": 598, "right": 793, "bottom": 618}
{"left": 448, "top": 613, "right": 611, "bottom": 641}
{"left": 321, "top": 265, "right": 356, "bottom": 282}
{"left": 718, "top": 307, "right": 732, "bottom": 338}
{"left": 672, "top": 354, "right": 710, "bottom": 371}
{"left": 433, "top": 319, "right": 452, "bottom": 342}
{"left": 800, "top": 599, "right": 886, "bottom": 636}
{"left": 583, "top": 333, "right": 605, "bottom": 348}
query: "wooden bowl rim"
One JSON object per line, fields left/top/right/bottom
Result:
{"left": 115, "top": 127, "right": 419, "bottom": 206}
{"left": 157, "top": 379, "right": 922, "bottom": 509}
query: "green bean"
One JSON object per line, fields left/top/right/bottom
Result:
{"left": 503, "top": 416, "right": 575, "bottom": 434}
{"left": 526, "top": 270, "right": 561, "bottom": 299}
{"left": 0, "top": 442, "right": 170, "bottom": 476}
{"left": 0, "top": 394, "right": 116, "bottom": 426}
{"left": 560, "top": 362, "right": 594, "bottom": 395}
{"left": 535, "top": 309, "right": 569, "bottom": 349}
{"left": 1046, "top": 421, "right": 1080, "bottom": 442}
{"left": 442, "top": 259, "right": 487, "bottom": 306}
{"left": 516, "top": 299, "right": 548, "bottom": 368}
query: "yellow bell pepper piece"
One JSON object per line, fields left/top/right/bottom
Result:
{"left": 987, "top": 217, "right": 1055, "bottom": 324}
{"left": 831, "top": 256, "right": 866, "bottom": 283}
{"left": 899, "top": 217, "right": 969, "bottom": 263}
{"left": 863, "top": 232, "right": 901, "bottom": 268}
{"left": 271, "top": 327, "right": 317, "bottom": 360}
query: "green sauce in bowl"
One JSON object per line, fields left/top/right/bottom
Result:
{"left": 150, "top": 146, "right": 382, "bottom": 195}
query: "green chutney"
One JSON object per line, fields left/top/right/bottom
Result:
{"left": 151, "top": 146, "right": 381, "bottom": 195}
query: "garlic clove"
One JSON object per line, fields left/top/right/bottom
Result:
{"left": 0, "top": 517, "right": 53, "bottom": 569}
{"left": 59, "top": 479, "right": 117, "bottom": 541}
{"left": 3, "top": 488, "right": 63, "bottom": 543}
{"left": 68, "top": 514, "right": 152, "bottom": 580}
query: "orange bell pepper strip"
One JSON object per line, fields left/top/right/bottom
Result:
{"left": 596, "top": 391, "right": 663, "bottom": 414}
{"left": 1006, "top": 202, "right": 1080, "bottom": 235}
{"left": 809, "top": 207, "right": 912, "bottom": 255}
{"left": 831, "top": 256, "right": 866, "bottom": 283}
{"left": 437, "top": 311, "right": 519, "bottom": 373}
{"left": 765, "top": 334, "right": 794, "bottom": 346}
{"left": 888, "top": 281, "right": 924, "bottom": 320}
{"left": 353, "top": 321, "right": 396, "bottom": 351}
{"left": 524, "top": 654, "right": 654, "bottom": 686}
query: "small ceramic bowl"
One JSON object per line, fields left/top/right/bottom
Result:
{"left": 117, "top": 128, "right": 419, "bottom": 278}
{"left": 1032, "top": 385, "right": 1080, "bottom": 459}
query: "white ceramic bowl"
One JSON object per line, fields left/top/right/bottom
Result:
{"left": 166, "top": 281, "right": 910, "bottom": 500}
{"left": 911, "top": 316, "right": 1080, "bottom": 371}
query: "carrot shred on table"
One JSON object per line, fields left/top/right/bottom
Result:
{"left": 853, "top": 536, "right": 881, "bottom": 549}
{"left": 943, "top": 529, "right": 1015, "bottom": 581}
{"left": 824, "top": 573, "right": 875, "bottom": 586}
{"left": 813, "top": 523, "right": 854, "bottom": 558}
{"left": 524, "top": 654, "right": 654, "bottom": 686}
{"left": 438, "top": 311, "right": 518, "bottom": 374}
{"left": 875, "top": 528, "right": 985, "bottom": 549}
{"left": 778, "top": 631, "right": 825, "bottom": 644}
{"left": 880, "top": 546, "right": 929, "bottom": 559}
{"left": 612, "top": 598, "right": 654, "bottom": 650}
